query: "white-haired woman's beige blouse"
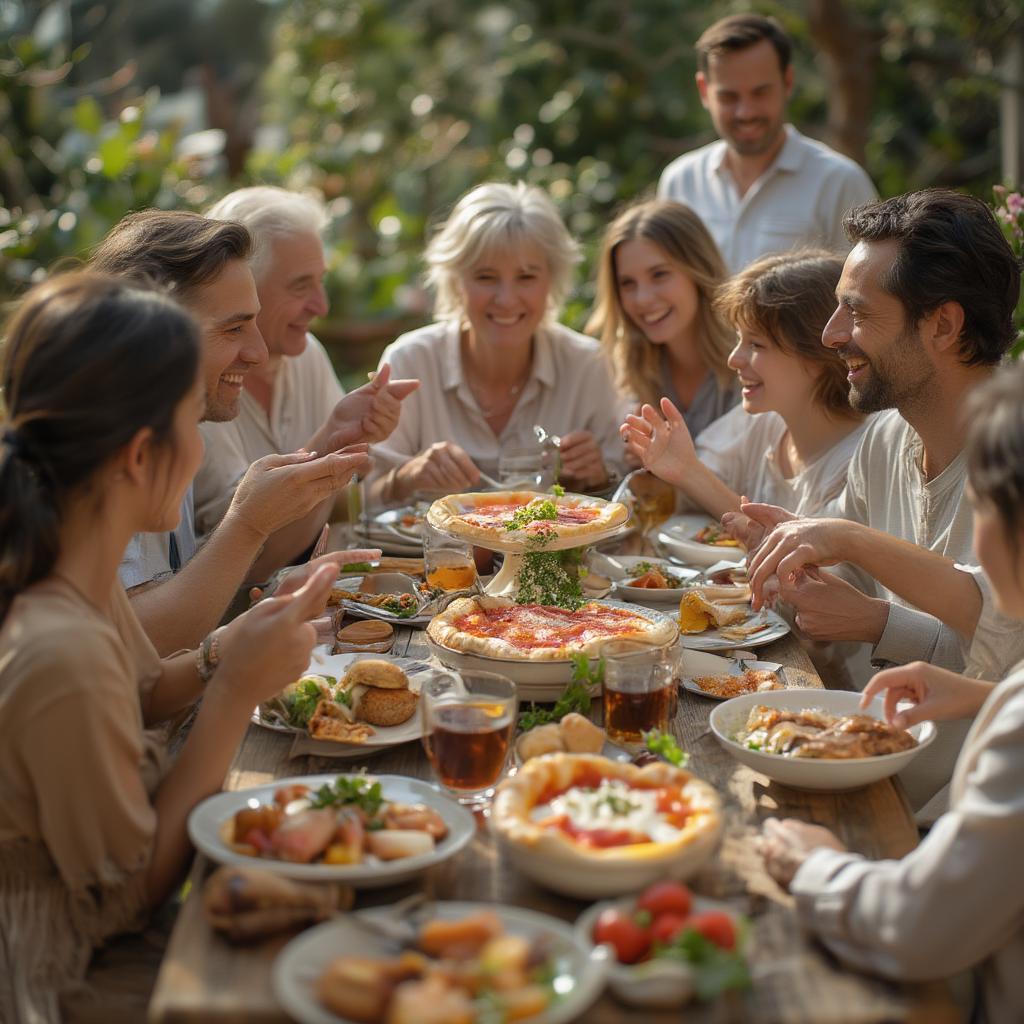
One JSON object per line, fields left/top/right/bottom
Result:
{"left": 0, "top": 577, "right": 166, "bottom": 1024}
{"left": 366, "top": 320, "right": 628, "bottom": 501}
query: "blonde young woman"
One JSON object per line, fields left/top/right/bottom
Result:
{"left": 622, "top": 250, "right": 867, "bottom": 520}
{"left": 368, "top": 182, "right": 626, "bottom": 502}
{"left": 588, "top": 198, "right": 739, "bottom": 439}
{"left": 0, "top": 273, "right": 370, "bottom": 1021}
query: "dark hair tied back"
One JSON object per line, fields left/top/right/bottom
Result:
{"left": 0, "top": 271, "right": 201, "bottom": 622}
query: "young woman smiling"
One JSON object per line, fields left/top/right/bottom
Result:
{"left": 621, "top": 250, "right": 867, "bottom": 520}
{"left": 0, "top": 273, "right": 340, "bottom": 1022}
{"left": 589, "top": 199, "right": 739, "bottom": 439}
{"left": 368, "top": 182, "right": 625, "bottom": 502}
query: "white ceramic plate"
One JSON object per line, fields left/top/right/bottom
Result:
{"left": 273, "top": 901, "right": 610, "bottom": 1024}
{"left": 604, "top": 555, "right": 702, "bottom": 605}
{"left": 187, "top": 774, "right": 475, "bottom": 885}
{"left": 252, "top": 653, "right": 436, "bottom": 756}
{"left": 709, "top": 689, "right": 937, "bottom": 791}
{"left": 680, "top": 656, "right": 786, "bottom": 701}
{"left": 657, "top": 514, "right": 746, "bottom": 568}
{"left": 352, "top": 520, "right": 423, "bottom": 556}
{"left": 374, "top": 505, "right": 427, "bottom": 540}
{"left": 425, "top": 599, "right": 679, "bottom": 702}
{"left": 332, "top": 576, "right": 434, "bottom": 628}
{"left": 679, "top": 608, "right": 789, "bottom": 651}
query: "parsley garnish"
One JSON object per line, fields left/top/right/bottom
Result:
{"left": 518, "top": 655, "right": 601, "bottom": 731}
{"left": 340, "top": 561, "right": 372, "bottom": 572}
{"left": 506, "top": 499, "right": 559, "bottom": 532}
{"left": 309, "top": 775, "right": 384, "bottom": 815}
{"left": 285, "top": 676, "right": 331, "bottom": 727}
{"left": 644, "top": 729, "right": 689, "bottom": 767}
{"left": 551, "top": 483, "right": 565, "bottom": 497}
{"left": 655, "top": 926, "right": 751, "bottom": 1000}
{"left": 335, "top": 689, "right": 352, "bottom": 708}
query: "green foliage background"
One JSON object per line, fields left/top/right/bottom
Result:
{"left": 1, "top": 0, "right": 1021, "bottom": 363}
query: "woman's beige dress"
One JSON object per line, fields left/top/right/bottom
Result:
{"left": 0, "top": 577, "right": 165, "bottom": 1024}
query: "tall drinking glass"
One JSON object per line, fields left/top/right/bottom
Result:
{"left": 601, "top": 640, "right": 676, "bottom": 747}
{"left": 498, "top": 446, "right": 553, "bottom": 490}
{"left": 422, "top": 670, "right": 518, "bottom": 809}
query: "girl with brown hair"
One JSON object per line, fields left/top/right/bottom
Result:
{"left": 621, "top": 249, "right": 867, "bottom": 519}
{"left": 588, "top": 198, "right": 739, "bottom": 438}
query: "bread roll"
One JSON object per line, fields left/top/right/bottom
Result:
{"left": 559, "top": 712, "right": 605, "bottom": 753}
{"left": 342, "top": 659, "right": 409, "bottom": 690}
{"left": 335, "top": 620, "right": 394, "bottom": 648}
{"left": 516, "top": 723, "right": 564, "bottom": 761}
{"left": 358, "top": 686, "right": 419, "bottom": 727}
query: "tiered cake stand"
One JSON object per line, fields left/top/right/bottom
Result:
{"left": 423, "top": 493, "right": 679, "bottom": 701}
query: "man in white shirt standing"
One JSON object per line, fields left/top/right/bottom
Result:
{"left": 658, "top": 13, "right": 877, "bottom": 272}
{"left": 195, "top": 186, "right": 419, "bottom": 538}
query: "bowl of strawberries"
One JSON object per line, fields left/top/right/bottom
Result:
{"left": 574, "top": 880, "right": 749, "bottom": 1008}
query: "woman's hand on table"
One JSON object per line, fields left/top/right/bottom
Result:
{"left": 557, "top": 430, "right": 608, "bottom": 490}
{"left": 862, "top": 661, "right": 995, "bottom": 728}
{"left": 213, "top": 564, "right": 336, "bottom": 708}
{"left": 620, "top": 398, "right": 694, "bottom": 487}
{"left": 760, "top": 817, "right": 848, "bottom": 890}
{"left": 391, "top": 441, "right": 480, "bottom": 499}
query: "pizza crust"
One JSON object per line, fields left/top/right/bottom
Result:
{"left": 492, "top": 753, "right": 722, "bottom": 864}
{"left": 426, "top": 490, "right": 628, "bottom": 545}
{"left": 426, "top": 596, "right": 677, "bottom": 661}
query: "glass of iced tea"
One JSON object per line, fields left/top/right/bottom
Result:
{"left": 624, "top": 469, "right": 676, "bottom": 539}
{"left": 422, "top": 670, "right": 518, "bottom": 809}
{"left": 423, "top": 521, "right": 479, "bottom": 592}
{"left": 601, "top": 640, "right": 676, "bottom": 748}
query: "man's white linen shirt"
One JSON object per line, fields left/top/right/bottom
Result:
{"left": 193, "top": 334, "right": 344, "bottom": 537}
{"left": 366, "top": 320, "right": 627, "bottom": 499}
{"left": 118, "top": 487, "right": 196, "bottom": 588}
{"left": 658, "top": 125, "right": 877, "bottom": 272}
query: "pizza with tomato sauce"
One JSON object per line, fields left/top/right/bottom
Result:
{"left": 492, "top": 753, "right": 722, "bottom": 866}
{"left": 426, "top": 490, "right": 627, "bottom": 546}
{"left": 426, "top": 595, "right": 677, "bottom": 661}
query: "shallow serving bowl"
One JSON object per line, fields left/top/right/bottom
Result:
{"left": 709, "top": 688, "right": 936, "bottom": 791}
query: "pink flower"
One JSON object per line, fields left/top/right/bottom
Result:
{"left": 1007, "top": 192, "right": 1024, "bottom": 214}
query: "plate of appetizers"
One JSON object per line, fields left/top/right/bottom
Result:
{"left": 709, "top": 689, "right": 937, "bottom": 790}
{"left": 187, "top": 773, "right": 475, "bottom": 885}
{"left": 656, "top": 514, "right": 746, "bottom": 568}
{"left": 252, "top": 654, "right": 436, "bottom": 757}
{"left": 272, "top": 901, "right": 609, "bottom": 1024}
{"left": 679, "top": 651, "right": 787, "bottom": 700}
{"left": 676, "top": 591, "right": 789, "bottom": 651}
{"left": 598, "top": 554, "right": 703, "bottom": 605}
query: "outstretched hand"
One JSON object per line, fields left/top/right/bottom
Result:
{"left": 322, "top": 363, "right": 421, "bottom": 450}
{"left": 861, "top": 661, "right": 994, "bottom": 728}
{"left": 619, "top": 397, "right": 695, "bottom": 487}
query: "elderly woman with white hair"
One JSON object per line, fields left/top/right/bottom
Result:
{"left": 368, "top": 182, "right": 626, "bottom": 502}
{"left": 195, "top": 186, "right": 418, "bottom": 539}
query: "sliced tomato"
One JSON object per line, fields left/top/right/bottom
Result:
{"left": 636, "top": 880, "right": 693, "bottom": 919}
{"left": 592, "top": 908, "right": 652, "bottom": 964}
{"left": 651, "top": 912, "right": 691, "bottom": 945}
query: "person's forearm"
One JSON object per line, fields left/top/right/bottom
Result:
{"left": 141, "top": 650, "right": 205, "bottom": 726}
{"left": 677, "top": 462, "right": 741, "bottom": 521}
{"left": 129, "top": 512, "right": 265, "bottom": 656}
{"left": 247, "top": 496, "right": 331, "bottom": 583}
{"left": 846, "top": 526, "right": 982, "bottom": 637}
{"left": 145, "top": 684, "right": 250, "bottom": 906}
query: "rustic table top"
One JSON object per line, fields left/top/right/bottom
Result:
{"left": 149, "top": 621, "right": 960, "bottom": 1024}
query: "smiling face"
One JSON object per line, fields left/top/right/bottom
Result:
{"left": 186, "top": 258, "right": 266, "bottom": 421}
{"left": 458, "top": 244, "right": 551, "bottom": 350}
{"left": 727, "top": 326, "right": 819, "bottom": 417}
{"left": 254, "top": 230, "right": 328, "bottom": 359}
{"left": 822, "top": 240, "right": 936, "bottom": 414}
{"left": 697, "top": 39, "right": 792, "bottom": 158}
{"left": 614, "top": 238, "right": 701, "bottom": 350}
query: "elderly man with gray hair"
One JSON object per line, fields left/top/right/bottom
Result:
{"left": 194, "top": 186, "right": 418, "bottom": 538}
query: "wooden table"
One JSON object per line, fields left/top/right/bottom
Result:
{"left": 149, "top": 622, "right": 960, "bottom": 1024}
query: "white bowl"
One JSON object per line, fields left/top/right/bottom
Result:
{"left": 575, "top": 895, "right": 742, "bottom": 1008}
{"left": 490, "top": 754, "right": 722, "bottom": 899}
{"left": 709, "top": 689, "right": 936, "bottom": 791}
{"left": 656, "top": 515, "right": 746, "bottom": 568}
{"left": 273, "top": 901, "right": 610, "bottom": 1024}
